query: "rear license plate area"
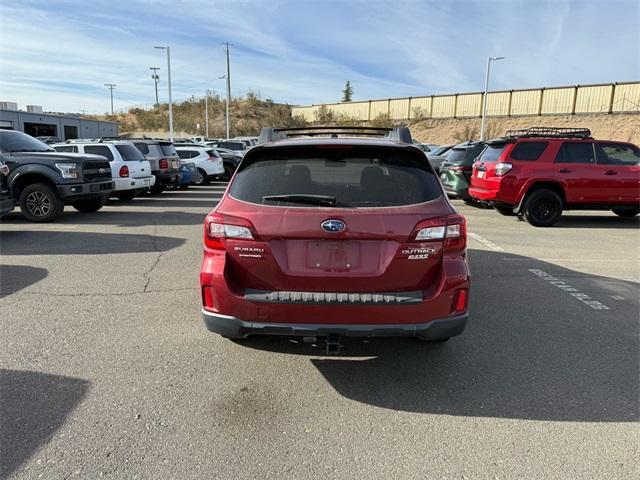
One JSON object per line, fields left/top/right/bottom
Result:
{"left": 306, "top": 241, "right": 360, "bottom": 272}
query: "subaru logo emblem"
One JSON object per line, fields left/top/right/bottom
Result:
{"left": 321, "top": 219, "right": 346, "bottom": 232}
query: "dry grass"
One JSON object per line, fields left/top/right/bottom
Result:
{"left": 411, "top": 114, "right": 640, "bottom": 144}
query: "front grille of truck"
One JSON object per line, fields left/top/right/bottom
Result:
{"left": 83, "top": 162, "right": 112, "bottom": 181}
{"left": 244, "top": 290, "right": 422, "bottom": 305}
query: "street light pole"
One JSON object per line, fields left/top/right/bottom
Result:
{"left": 149, "top": 67, "right": 160, "bottom": 108}
{"left": 480, "top": 56, "right": 504, "bottom": 141}
{"left": 224, "top": 42, "right": 231, "bottom": 140}
{"left": 104, "top": 83, "right": 116, "bottom": 115}
{"left": 204, "top": 95, "right": 209, "bottom": 139}
{"left": 154, "top": 46, "right": 174, "bottom": 141}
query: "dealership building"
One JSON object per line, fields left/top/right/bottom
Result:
{"left": 0, "top": 102, "right": 118, "bottom": 141}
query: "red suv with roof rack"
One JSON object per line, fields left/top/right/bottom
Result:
{"left": 468, "top": 127, "right": 640, "bottom": 226}
{"left": 199, "top": 126, "right": 469, "bottom": 349}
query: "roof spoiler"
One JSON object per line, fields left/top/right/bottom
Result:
{"left": 258, "top": 126, "right": 413, "bottom": 144}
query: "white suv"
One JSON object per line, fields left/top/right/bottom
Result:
{"left": 53, "top": 141, "right": 155, "bottom": 200}
{"left": 175, "top": 146, "right": 224, "bottom": 184}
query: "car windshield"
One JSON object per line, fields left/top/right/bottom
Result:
{"left": 230, "top": 145, "right": 442, "bottom": 208}
{"left": 115, "top": 144, "right": 146, "bottom": 161}
{"left": 0, "top": 132, "right": 54, "bottom": 153}
{"left": 445, "top": 145, "right": 483, "bottom": 165}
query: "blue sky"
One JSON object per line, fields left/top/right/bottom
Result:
{"left": 0, "top": 0, "right": 638, "bottom": 114}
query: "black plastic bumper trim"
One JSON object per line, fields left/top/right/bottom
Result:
{"left": 202, "top": 309, "right": 468, "bottom": 340}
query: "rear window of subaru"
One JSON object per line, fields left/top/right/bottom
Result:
{"left": 230, "top": 146, "right": 442, "bottom": 208}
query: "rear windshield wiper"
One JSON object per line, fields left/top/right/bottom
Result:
{"left": 262, "top": 194, "right": 339, "bottom": 207}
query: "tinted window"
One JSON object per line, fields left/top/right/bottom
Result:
{"left": 510, "top": 141, "right": 548, "bottom": 161}
{"left": 230, "top": 146, "right": 442, "bottom": 208}
{"left": 446, "top": 145, "right": 484, "bottom": 166}
{"left": 160, "top": 143, "right": 177, "bottom": 156}
{"left": 84, "top": 145, "right": 114, "bottom": 161}
{"left": 53, "top": 145, "right": 78, "bottom": 153}
{"left": 596, "top": 143, "right": 640, "bottom": 166}
{"left": 555, "top": 142, "right": 595, "bottom": 164}
{"left": 177, "top": 150, "right": 194, "bottom": 159}
{"left": 0, "top": 131, "right": 53, "bottom": 153}
{"left": 478, "top": 144, "right": 506, "bottom": 162}
{"left": 206, "top": 149, "right": 220, "bottom": 158}
{"left": 134, "top": 142, "right": 150, "bottom": 155}
{"left": 115, "top": 144, "right": 145, "bottom": 161}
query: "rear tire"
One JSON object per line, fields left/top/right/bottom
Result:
{"left": 612, "top": 208, "right": 639, "bottom": 217}
{"left": 220, "top": 164, "right": 234, "bottom": 181}
{"left": 149, "top": 184, "right": 166, "bottom": 195}
{"left": 522, "top": 188, "right": 563, "bottom": 227}
{"left": 72, "top": 195, "right": 107, "bottom": 213}
{"left": 19, "top": 182, "right": 64, "bottom": 222}
{"left": 195, "top": 169, "right": 209, "bottom": 185}
{"left": 494, "top": 205, "right": 517, "bottom": 216}
{"left": 116, "top": 190, "right": 136, "bottom": 201}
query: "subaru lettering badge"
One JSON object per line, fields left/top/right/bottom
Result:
{"left": 321, "top": 219, "right": 346, "bottom": 233}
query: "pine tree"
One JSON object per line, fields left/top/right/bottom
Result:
{"left": 341, "top": 81, "right": 353, "bottom": 102}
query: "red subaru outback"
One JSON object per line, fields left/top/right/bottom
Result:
{"left": 200, "top": 127, "right": 469, "bottom": 345}
{"left": 469, "top": 127, "right": 640, "bottom": 226}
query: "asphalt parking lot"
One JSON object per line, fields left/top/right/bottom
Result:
{"left": 1, "top": 183, "right": 638, "bottom": 480}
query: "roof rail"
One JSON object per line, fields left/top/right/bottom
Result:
{"left": 258, "top": 126, "right": 413, "bottom": 144}
{"left": 504, "top": 127, "right": 592, "bottom": 139}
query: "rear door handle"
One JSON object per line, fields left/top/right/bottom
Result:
{"left": 604, "top": 170, "right": 617, "bottom": 175}
{"left": 557, "top": 168, "right": 571, "bottom": 173}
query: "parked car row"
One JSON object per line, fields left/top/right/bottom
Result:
{"left": 0, "top": 130, "right": 239, "bottom": 222}
{"left": 431, "top": 127, "right": 640, "bottom": 227}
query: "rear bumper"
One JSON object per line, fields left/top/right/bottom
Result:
{"left": 154, "top": 171, "right": 180, "bottom": 186}
{"left": 114, "top": 176, "right": 155, "bottom": 192}
{"left": 202, "top": 309, "right": 467, "bottom": 340}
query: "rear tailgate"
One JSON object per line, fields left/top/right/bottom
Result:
{"left": 214, "top": 144, "right": 457, "bottom": 296}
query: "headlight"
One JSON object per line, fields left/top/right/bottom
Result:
{"left": 55, "top": 163, "right": 80, "bottom": 179}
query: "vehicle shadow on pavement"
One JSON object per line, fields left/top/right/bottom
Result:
{"left": 552, "top": 215, "right": 640, "bottom": 229}
{"left": 0, "top": 231, "right": 185, "bottom": 255}
{"left": 0, "top": 265, "right": 48, "bottom": 298}
{"left": 0, "top": 369, "right": 90, "bottom": 479}
{"left": 235, "top": 249, "right": 639, "bottom": 422}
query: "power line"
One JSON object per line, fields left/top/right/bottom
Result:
{"left": 104, "top": 83, "right": 116, "bottom": 115}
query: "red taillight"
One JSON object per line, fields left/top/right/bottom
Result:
{"left": 119, "top": 165, "right": 129, "bottom": 177}
{"left": 452, "top": 288, "right": 468, "bottom": 313}
{"left": 204, "top": 213, "right": 256, "bottom": 250}
{"left": 207, "top": 156, "right": 217, "bottom": 162}
{"left": 494, "top": 162, "right": 513, "bottom": 176}
{"left": 159, "top": 158, "right": 169, "bottom": 169}
{"left": 411, "top": 215, "right": 466, "bottom": 252}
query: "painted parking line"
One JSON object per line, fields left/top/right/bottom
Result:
{"left": 468, "top": 232, "right": 504, "bottom": 251}
{"left": 528, "top": 268, "right": 610, "bottom": 310}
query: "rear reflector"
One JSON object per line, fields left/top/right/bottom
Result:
{"left": 452, "top": 288, "right": 468, "bottom": 313}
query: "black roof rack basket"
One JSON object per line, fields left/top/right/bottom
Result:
{"left": 258, "top": 126, "right": 413, "bottom": 144}
{"left": 504, "top": 127, "right": 591, "bottom": 139}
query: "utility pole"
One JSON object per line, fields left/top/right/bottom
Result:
{"left": 224, "top": 42, "right": 231, "bottom": 140}
{"left": 204, "top": 95, "right": 209, "bottom": 139}
{"left": 480, "top": 56, "right": 504, "bottom": 141}
{"left": 104, "top": 83, "right": 116, "bottom": 115}
{"left": 149, "top": 67, "right": 160, "bottom": 108}
{"left": 154, "top": 46, "right": 174, "bottom": 141}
